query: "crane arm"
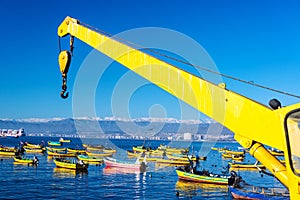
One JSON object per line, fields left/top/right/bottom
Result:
{"left": 58, "top": 16, "right": 286, "bottom": 150}
{"left": 57, "top": 16, "right": 300, "bottom": 197}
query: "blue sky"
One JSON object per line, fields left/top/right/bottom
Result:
{"left": 1, "top": 0, "right": 300, "bottom": 120}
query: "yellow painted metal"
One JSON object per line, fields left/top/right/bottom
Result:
{"left": 249, "top": 143, "right": 288, "bottom": 186}
{"left": 58, "top": 50, "right": 71, "bottom": 76}
{"left": 57, "top": 16, "right": 300, "bottom": 198}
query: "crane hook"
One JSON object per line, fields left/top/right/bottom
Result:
{"left": 58, "top": 50, "right": 71, "bottom": 99}
{"left": 60, "top": 75, "right": 69, "bottom": 99}
{"left": 60, "top": 91, "right": 69, "bottom": 99}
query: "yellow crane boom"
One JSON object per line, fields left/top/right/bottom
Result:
{"left": 57, "top": 16, "right": 300, "bottom": 198}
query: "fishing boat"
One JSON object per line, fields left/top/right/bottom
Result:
{"left": 127, "top": 150, "right": 143, "bottom": 157}
{"left": 24, "top": 148, "right": 45, "bottom": 154}
{"left": 211, "top": 147, "right": 228, "bottom": 152}
{"left": 13, "top": 156, "right": 39, "bottom": 165}
{"left": 83, "top": 144, "right": 104, "bottom": 151}
{"left": 0, "top": 150, "right": 16, "bottom": 156}
{"left": 231, "top": 155, "right": 244, "bottom": 162}
{"left": 268, "top": 149, "right": 284, "bottom": 157}
{"left": 53, "top": 157, "right": 89, "bottom": 171}
{"left": 167, "top": 154, "right": 207, "bottom": 161}
{"left": 149, "top": 150, "right": 165, "bottom": 157}
{"left": 229, "top": 184, "right": 289, "bottom": 199}
{"left": 103, "top": 148, "right": 116, "bottom": 154}
{"left": 156, "top": 145, "right": 188, "bottom": 154}
{"left": 211, "top": 147, "right": 219, "bottom": 151}
{"left": 136, "top": 156, "right": 160, "bottom": 162}
{"left": 0, "top": 146, "right": 15, "bottom": 152}
{"left": 224, "top": 150, "right": 245, "bottom": 155}
{"left": 229, "top": 162, "right": 266, "bottom": 170}
{"left": 222, "top": 153, "right": 244, "bottom": 161}
{"left": 46, "top": 147, "right": 67, "bottom": 152}
{"left": 127, "top": 151, "right": 159, "bottom": 162}
{"left": 76, "top": 154, "right": 103, "bottom": 164}
{"left": 86, "top": 151, "right": 113, "bottom": 157}
{"left": 59, "top": 138, "right": 71, "bottom": 143}
{"left": 156, "top": 158, "right": 190, "bottom": 165}
{"left": 47, "top": 150, "right": 76, "bottom": 158}
{"left": 47, "top": 141, "right": 62, "bottom": 146}
{"left": 24, "top": 142, "right": 44, "bottom": 149}
{"left": 132, "top": 145, "right": 151, "bottom": 153}
{"left": 176, "top": 168, "right": 238, "bottom": 185}
{"left": 67, "top": 148, "right": 86, "bottom": 154}
{"left": 103, "top": 157, "right": 147, "bottom": 172}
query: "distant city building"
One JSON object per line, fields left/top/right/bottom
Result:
{"left": 183, "top": 132, "right": 192, "bottom": 140}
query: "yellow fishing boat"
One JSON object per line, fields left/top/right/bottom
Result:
{"left": 83, "top": 144, "right": 104, "bottom": 151}
{"left": 132, "top": 146, "right": 150, "bottom": 153}
{"left": 217, "top": 148, "right": 228, "bottom": 153}
{"left": 156, "top": 158, "right": 189, "bottom": 165}
{"left": 229, "top": 162, "right": 265, "bottom": 170}
{"left": 86, "top": 151, "right": 113, "bottom": 157}
{"left": 103, "top": 148, "right": 116, "bottom": 154}
{"left": 167, "top": 154, "right": 207, "bottom": 161}
{"left": 46, "top": 147, "right": 67, "bottom": 152}
{"left": 13, "top": 156, "right": 39, "bottom": 165}
{"left": 0, "top": 150, "right": 15, "bottom": 156}
{"left": 24, "top": 142, "right": 44, "bottom": 149}
{"left": 222, "top": 153, "right": 244, "bottom": 161}
{"left": 76, "top": 154, "right": 103, "bottom": 164}
{"left": 24, "top": 148, "right": 46, "bottom": 154}
{"left": 67, "top": 148, "right": 86, "bottom": 153}
{"left": 127, "top": 150, "right": 141, "bottom": 157}
{"left": 0, "top": 146, "right": 15, "bottom": 151}
{"left": 224, "top": 150, "right": 245, "bottom": 155}
{"left": 85, "top": 147, "right": 102, "bottom": 151}
{"left": 157, "top": 145, "right": 188, "bottom": 154}
{"left": 131, "top": 155, "right": 158, "bottom": 162}
{"left": 231, "top": 156, "right": 244, "bottom": 162}
{"left": 53, "top": 158, "right": 88, "bottom": 170}
{"left": 165, "top": 148, "right": 188, "bottom": 154}
{"left": 268, "top": 149, "right": 284, "bottom": 157}
{"left": 47, "top": 150, "right": 76, "bottom": 158}
{"left": 222, "top": 153, "right": 232, "bottom": 159}
{"left": 59, "top": 138, "right": 71, "bottom": 143}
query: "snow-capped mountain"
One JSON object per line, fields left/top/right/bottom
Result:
{"left": 0, "top": 117, "right": 232, "bottom": 136}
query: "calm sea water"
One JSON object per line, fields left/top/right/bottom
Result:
{"left": 0, "top": 136, "right": 285, "bottom": 199}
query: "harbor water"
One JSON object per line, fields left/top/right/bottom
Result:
{"left": 0, "top": 136, "right": 285, "bottom": 199}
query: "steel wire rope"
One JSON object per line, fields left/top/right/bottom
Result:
{"left": 79, "top": 21, "right": 300, "bottom": 99}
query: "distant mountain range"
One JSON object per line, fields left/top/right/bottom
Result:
{"left": 0, "top": 117, "right": 233, "bottom": 137}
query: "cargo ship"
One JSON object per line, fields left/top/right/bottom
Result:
{"left": 0, "top": 128, "right": 25, "bottom": 138}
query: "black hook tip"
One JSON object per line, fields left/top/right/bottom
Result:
{"left": 60, "top": 91, "right": 69, "bottom": 99}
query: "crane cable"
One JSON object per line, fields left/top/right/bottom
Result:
{"left": 80, "top": 22, "right": 300, "bottom": 99}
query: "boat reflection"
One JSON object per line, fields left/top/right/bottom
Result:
{"left": 103, "top": 166, "right": 145, "bottom": 175}
{"left": 13, "top": 162, "right": 37, "bottom": 166}
{"left": 0, "top": 156, "right": 14, "bottom": 161}
{"left": 53, "top": 167, "right": 88, "bottom": 178}
{"left": 175, "top": 180, "right": 228, "bottom": 197}
{"left": 154, "top": 162, "right": 182, "bottom": 171}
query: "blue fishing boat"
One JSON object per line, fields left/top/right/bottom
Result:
{"left": 229, "top": 182, "right": 289, "bottom": 199}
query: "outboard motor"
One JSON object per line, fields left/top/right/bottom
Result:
{"left": 228, "top": 171, "right": 245, "bottom": 188}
